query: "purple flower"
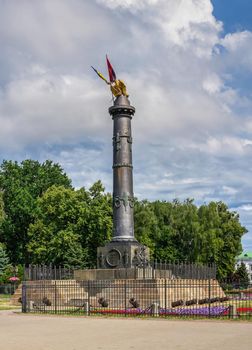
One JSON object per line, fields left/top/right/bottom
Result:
{"left": 159, "top": 306, "right": 229, "bottom": 316}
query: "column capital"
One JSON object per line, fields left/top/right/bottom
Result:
{"left": 109, "top": 105, "right": 135, "bottom": 118}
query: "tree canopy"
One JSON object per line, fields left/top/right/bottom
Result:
{"left": 27, "top": 182, "right": 112, "bottom": 267}
{"left": 0, "top": 159, "right": 247, "bottom": 279}
{"left": 0, "top": 243, "right": 9, "bottom": 275}
{"left": 134, "top": 199, "right": 247, "bottom": 278}
{"left": 233, "top": 262, "right": 250, "bottom": 288}
{"left": 0, "top": 160, "right": 72, "bottom": 264}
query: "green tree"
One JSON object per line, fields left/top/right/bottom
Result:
{"left": 197, "top": 202, "right": 222, "bottom": 264}
{"left": 134, "top": 199, "right": 158, "bottom": 257}
{"left": 134, "top": 198, "right": 247, "bottom": 278}
{"left": 233, "top": 262, "right": 250, "bottom": 288}
{"left": 0, "top": 244, "right": 9, "bottom": 275}
{"left": 27, "top": 186, "right": 87, "bottom": 267}
{"left": 149, "top": 200, "right": 179, "bottom": 261}
{"left": 27, "top": 181, "right": 112, "bottom": 267}
{"left": 198, "top": 202, "right": 246, "bottom": 279}
{"left": 0, "top": 191, "right": 5, "bottom": 243}
{"left": 146, "top": 199, "right": 202, "bottom": 262}
{"left": 164, "top": 199, "right": 201, "bottom": 262}
{"left": 81, "top": 181, "right": 112, "bottom": 266}
{"left": 0, "top": 160, "right": 72, "bottom": 264}
{"left": 0, "top": 157, "right": 247, "bottom": 276}
{"left": 0, "top": 191, "right": 4, "bottom": 222}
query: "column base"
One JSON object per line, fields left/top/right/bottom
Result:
{"left": 97, "top": 241, "right": 150, "bottom": 269}
{"left": 111, "top": 236, "right": 137, "bottom": 242}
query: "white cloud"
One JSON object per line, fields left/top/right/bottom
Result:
{"left": 0, "top": 0, "right": 252, "bottom": 249}
{"left": 0, "top": 69, "right": 111, "bottom": 150}
{"left": 202, "top": 73, "right": 224, "bottom": 94}
{"left": 98, "top": 0, "right": 159, "bottom": 10}
{"left": 197, "top": 136, "right": 252, "bottom": 155}
{"left": 39, "top": 144, "right": 112, "bottom": 191}
{"left": 221, "top": 186, "right": 238, "bottom": 196}
{"left": 99, "top": 0, "right": 222, "bottom": 58}
{"left": 221, "top": 31, "right": 252, "bottom": 52}
{"left": 235, "top": 205, "right": 252, "bottom": 212}
{"left": 220, "top": 31, "right": 252, "bottom": 72}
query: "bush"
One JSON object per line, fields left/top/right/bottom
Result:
{"left": 0, "top": 264, "right": 23, "bottom": 284}
{"left": 198, "top": 298, "right": 210, "bottom": 305}
{"left": 171, "top": 300, "right": 184, "bottom": 307}
{"left": 185, "top": 299, "right": 197, "bottom": 306}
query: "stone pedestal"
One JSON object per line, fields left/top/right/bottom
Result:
{"left": 97, "top": 242, "right": 149, "bottom": 269}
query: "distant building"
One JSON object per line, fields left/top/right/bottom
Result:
{"left": 236, "top": 252, "right": 252, "bottom": 282}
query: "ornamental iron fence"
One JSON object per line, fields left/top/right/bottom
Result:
{"left": 21, "top": 279, "right": 252, "bottom": 319}
{"left": 0, "top": 284, "right": 17, "bottom": 304}
{"left": 23, "top": 262, "right": 216, "bottom": 281}
{"left": 24, "top": 265, "right": 74, "bottom": 281}
{"left": 0, "top": 284, "right": 16, "bottom": 295}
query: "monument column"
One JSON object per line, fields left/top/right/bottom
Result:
{"left": 110, "top": 95, "right": 136, "bottom": 242}
{"left": 97, "top": 94, "right": 149, "bottom": 269}
{"left": 94, "top": 59, "right": 149, "bottom": 269}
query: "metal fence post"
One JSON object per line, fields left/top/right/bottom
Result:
{"left": 124, "top": 279, "right": 127, "bottom": 317}
{"left": 164, "top": 279, "right": 167, "bottom": 312}
{"left": 88, "top": 281, "right": 90, "bottom": 316}
{"left": 229, "top": 304, "right": 238, "bottom": 319}
{"left": 22, "top": 282, "right": 27, "bottom": 313}
{"left": 23, "top": 264, "right": 26, "bottom": 281}
{"left": 208, "top": 278, "right": 211, "bottom": 319}
{"left": 151, "top": 302, "right": 159, "bottom": 317}
{"left": 54, "top": 281, "right": 57, "bottom": 314}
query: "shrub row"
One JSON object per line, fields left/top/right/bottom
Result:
{"left": 172, "top": 296, "right": 229, "bottom": 307}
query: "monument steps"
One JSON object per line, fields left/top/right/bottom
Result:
{"left": 16, "top": 278, "right": 225, "bottom": 310}
{"left": 10, "top": 284, "right": 22, "bottom": 306}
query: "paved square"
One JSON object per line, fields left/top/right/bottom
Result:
{"left": 0, "top": 310, "right": 251, "bottom": 350}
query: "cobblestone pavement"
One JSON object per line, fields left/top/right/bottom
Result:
{"left": 0, "top": 310, "right": 252, "bottom": 350}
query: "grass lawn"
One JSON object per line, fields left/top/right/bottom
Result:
{"left": 0, "top": 304, "right": 20, "bottom": 310}
{"left": 0, "top": 294, "right": 20, "bottom": 310}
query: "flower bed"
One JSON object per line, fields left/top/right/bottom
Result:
{"left": 159, "top": 306, "right": 229, "bottom": 316}
{"left": 91, "top": 306, "right": 229, "bottom": 317}
{"left": 237, "top": 307, "right": 252, "bottom": 314}
{"left": 91, "top": 308, "right": 143, "bottom": 315}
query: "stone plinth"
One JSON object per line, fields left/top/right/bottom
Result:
{"left": 21, "top": 279, "right": 226, "bottom": 310}
{"left": 97, "top": 241, "right": 149, "bottom": 269}
{"left": 74, "top": 268, "right": 172, "bottom": 281}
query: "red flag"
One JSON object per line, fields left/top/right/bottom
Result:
{"left": 106, "top": 55, "right": 116, "bottom": 83}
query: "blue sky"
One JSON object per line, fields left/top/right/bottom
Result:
{"left": 0, "top": 0, "right": 252, "bottom": 252}
{"left": 213, "top": 0, "right": 252, "bottom": 33}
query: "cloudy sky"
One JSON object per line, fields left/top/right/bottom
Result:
{"left": 0, "top": 0, "right": 252, "bottom": 251}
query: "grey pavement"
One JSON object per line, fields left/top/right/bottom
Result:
{"left": 0, "top": 310, "right": 252, "bottom": 350}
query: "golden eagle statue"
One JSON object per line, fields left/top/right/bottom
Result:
{"left": 91, "top": 56, "right": 129, "bottom": 97}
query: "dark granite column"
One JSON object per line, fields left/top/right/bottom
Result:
{"left": 110, "top": 95, "right": 136, "bottom": 242}
{"left": 97, "top": 95, "right": 149, "bottom": 269}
